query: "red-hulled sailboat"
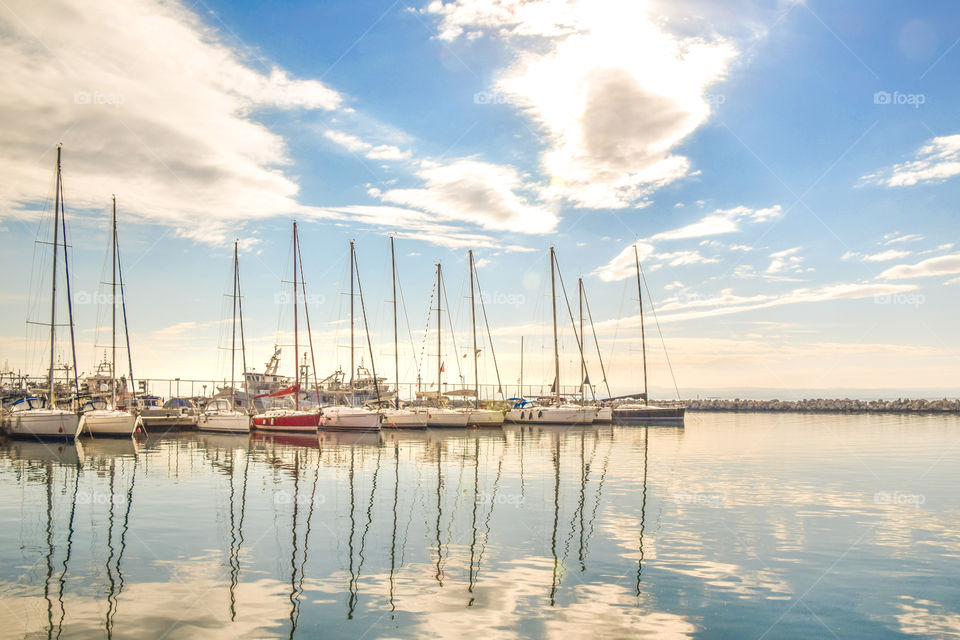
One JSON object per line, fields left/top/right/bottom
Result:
{"left": 252, "top": 221, "right": 323, "bottom": 433}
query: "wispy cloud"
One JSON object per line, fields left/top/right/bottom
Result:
{"left": 861, "top": 134, "right": 960, "bottom": 187}
{"left": 842, "top": 249, "right": 911, "bottom": 262}
{"left": 879, "top": 253, "right": 960, "bottom": 280}
{"left": 323, "top": 129, "right": 411, "bottom": 161}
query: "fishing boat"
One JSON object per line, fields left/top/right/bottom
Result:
{"left": 320, "top": 241, "right": 380, "bottom": 431}
{"left": 81, "top": 196, "right": 139, "bottom": 437}
{"left": 139, "top": 396, "right": 200, "bottom": 429}
{"left": 198, "top": 240, "right": 251, "bottom": 432}
{"left": 505, "top": 247, "right": 595, "bottom": 425}
{"left": 611, "top": 245, "right": 685, "bottom": 425}
{"left": 8, "top": 145, "right": 81, "bottom": 440}
{"left": 252, "top": 222, "right": 322, "bottom": 433}
{"left": 457, "top": 249, "right": 503, "bottom": 428}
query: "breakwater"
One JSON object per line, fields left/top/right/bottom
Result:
{"left": 684, "top": 397, "right": 960, "bottom": 414}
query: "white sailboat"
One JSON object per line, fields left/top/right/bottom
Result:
{"left": 578, "top": 276, "right": 612, "bottom": 422}
{"left": 425, "top": 262, "right": 469, "bottom": 428}
{"left": 9, "top": 145, "right": 81, "bottom": 439}
{"left": 198, "top": 240, "right": 251, "bottom": 432}
{"left": 81, "top": 196, "right": 139, "bottom": 437}
{"left": 320, "top": 240, "right": 381, "bottom": 432}
{"left": 379, "top": 237, "right": 428, "bottom": 428}
{"left": 505, "top": 246, "right": 595, "bottom": 425}
{"left": 458, "top": 249, "right": 503, "bottom": 428}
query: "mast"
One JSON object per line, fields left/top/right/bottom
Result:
{"left": 579, "top": 276, "right": 584, "bottom": 405}
{"left": 111, "top": 195, "right": 117, "bottom": 409}
{"left": 349, "top": 240, "right": 355, "bottom": 405}
{"left": 469, "top": 250, "right": 478, "bottom": 409}
{"left": 634, "top": 244, "right": 648, "bottom": 405}
{"left": 390, "top": 237, "right": 399, "bottom": 409}
{"left": 48, "top": 146, "right": 61, "bottom": 406}
{"left": 237, "top": 246, "right": 248, "bottom": 405}
{"left": 292, "top": 222, "right": 299, "bottom": 411}
{"left": 550, "top": 247, "right": 560, "bottom": 405}
{"left": 231, "top": 240, "right": 238, "bottom": 407}
{"left": 436, "top": 263, "right": 442, "bottom": 402}
{"left": 519, "top": 336, "right": 524, "bottom": 398}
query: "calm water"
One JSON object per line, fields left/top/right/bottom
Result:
{"left": 1, "top": 413, "right": 957, "bottom": 639}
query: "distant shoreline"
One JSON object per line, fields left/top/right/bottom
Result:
{"left": 683, "top": 398, "right": 960, "bottom": 414}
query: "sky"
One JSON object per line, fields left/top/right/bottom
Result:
{"left": 0, "top": 0, "right": 958, "bottom": 399}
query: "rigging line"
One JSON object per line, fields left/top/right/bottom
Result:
{"left": 394, "top": 251, "right": 421, "bottom": 384}
{"left": 552, "top": 255, "right": 593, "bottom": 401}
{"left": 639, "top": 263, "right": 681, "bottom": 400}
{"left": 353, "top": 247, "right": 382, "bottom": 404}
{"left": 581, "top": 285, "right": 612, "bottom": 398}
{"left": 274, "top": 231, "right": 294, "bottom": 347}
{"left": 297, "top": 235, "right": 323, "bottom": 407}
{"left": 59, "top": 176, "right": 80, "bottom": 405}
{"left": 236, "top": 247, "right": 248, "bottom": 393}
{"left": 439, "top": 268, "right": 464, "bottom": 384}
{"left": 471, "top": 260, "right": 504, "bottom": 398}
{"left": 115, "top": 220, "right": 136, "bottom": 405}
{"left": 417, "top": 280, "right": 435, "bottom": 383}
{"left": 606, "top": 279, "right": 629, "bottom": 372}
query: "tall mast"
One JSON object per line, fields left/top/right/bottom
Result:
{"left": 111, "top": 195, "right": 117, "bottom": 408}
{"left": 48, "top": 146, "right": 61, "bottom": 406}
{"left": 550, "top": 247, "right": 560, "bottom": 404}
{"left": 436, "top": 263, "right": 442, "bottom": 402}
{"left": 231, "top": 240, "right": 238, "bottom": 406}
{"left": 519, "top": 336, "right": 524, "bottom": 398}
{"left": 237, "top": 245, "right": 248, "bottom": 403}
{"left": 349, "top": 240, "right": 355, "bottom": 405}
{"left": 579, "top": 276, "right": 584, "bottom": 405}
{"left": 292, "top": 222, "right": 299, "bottom": 411}
{"left": 634, "top": 244, "right": 648, "bottom": 406}
{"left": 390, "top": 237, "right": 399, "bottom": 409}
{"left": 469, "top": 250, "right": 478, "bottom": 409}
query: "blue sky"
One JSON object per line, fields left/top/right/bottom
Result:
{"left": 1, "top": 0, "right": 958, "bottom": 398}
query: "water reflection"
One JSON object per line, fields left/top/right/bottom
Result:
{"left": 1, "top": 414, "right": 958, "bottom": 638}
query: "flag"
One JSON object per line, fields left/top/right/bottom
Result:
{"left": 550, "top": 376, "right": 557, "bottom": 393}
{"left": 440, "top": 361, "right": 445, "bottom": 373}
{"left": 581, "top": 373, "right": 590, "bottom": 387}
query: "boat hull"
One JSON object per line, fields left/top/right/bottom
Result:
{"left": 613, "top": 405, "right": 685, "bottom": 424}
{"left": 8, "top": 410, "right": 81, "bottom": 439}
{"left": 320, "top": 407, "right": 381, "bottom": 432}
{"left": 381, "top": 409, "right": 428, "bottom": 429}
{"left": 426, "top": 409, "right": 469, "bottom": 427}
{"left": 595, "top": 406, "right": 613, "bottom": 422}
{"left": 465, "top": 409, "right": 504, "bottom": 427}
{"left": 252, "top": 411, "right": 321, "bottom": 433}
{"left": 505, "top": 406, "right": 595, "bottom": 425}
{"left": 197, "top": 412, "right": 250, "bottom": 433}
{"left": 80, "top": 410, "right": 138, "bottom": 437}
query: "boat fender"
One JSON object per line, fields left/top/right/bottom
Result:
{"left": 538, "top": 410, "right": 543, "bottom": 418}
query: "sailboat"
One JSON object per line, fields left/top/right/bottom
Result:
{"left": 379, "top": 237, "right": 428, "bottom": 428}
{"left": 320, "top": 240, "right": 381, "bottom": 431}
{"left": 8, "top": 145, "right": 82, "bottom": 439}
{"left": 578, "top": 277, "right": 612, "bottom": 422}
{"left": 457, "top": 250, "right": 503, "bottom": 427}
{"left": 505, "top": 247, "right": 596, "bottom": 424}
{"left": 81, "top": 195, "right": 140, "bottom": 437}
{"left": 252, "top": 221, "right": 323, "bottom": 433}
{"left": 198, "top": 240, "right": 252, "bottom": 432}
{"left": 424, "top": 262, "right": 469, "bottom": 427}
{"left": 611, "top": 244, "right": 685, "bottom": 424}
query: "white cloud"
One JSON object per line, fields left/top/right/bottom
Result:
{"left": 884, "top": 232, "right": 924, "bottom": 245}
{"left": 766, "top": 247, "right": 803, "bottom": 274}
{"left": 591, "top": 243, "right": 655, "bottom": 282}
{"left": 652, "top": 250, "right": 720, "bottom": 267}
{"left": 842, "top": 249, "right": 912, "bottom": 263}
{"left": 428, "top": 0, "right": 736, "bottom": 209}
{"left": 653, "top": 205, "right": 782, "bottom": 241}
{"left": 861, "top": 134, "right": 960, "bottom": 187}
{"left": 0, "top": 0, "right": 344, "bottom": 245}
{"left": 879, "top": 253, "right": 960, "bottom": 280}
{"left": 377, "top": 158, "right": 558, "bottom": 233}
{"left": 323, "top": 129, "right": 411, "bottom": 161}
